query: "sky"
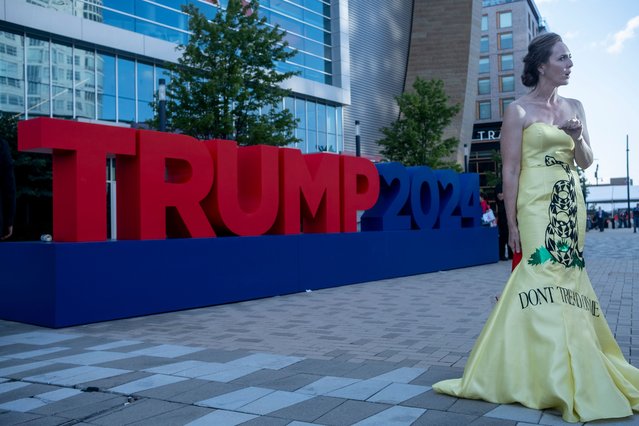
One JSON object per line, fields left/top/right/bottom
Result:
{"left": 532, "top": 0, "right": 639, "bottom": 186}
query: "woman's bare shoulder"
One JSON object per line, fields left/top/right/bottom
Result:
{"left": 504, "top": 99, "right": 527, "bottom": 123}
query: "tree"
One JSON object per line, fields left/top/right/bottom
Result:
{"left": 0, "top": 112, "right": 52, "bottom": 240}
{"left": 484, "top": 149, "right": 502, "bottom": 188}
{"left": 161, "top": 0, "right": 299, "bottom": 146}
{"left": 577, "top": 166, "right": 589, "bottom": 201}
{"left": 0, "top": 113, "right": 51, "bottom": 199}
{"left": 378, "top": 77, "right": 462, "bottom": 170}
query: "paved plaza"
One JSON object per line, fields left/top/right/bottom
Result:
{"left": 1, "top": 227, "right": 638, "bottom": 425}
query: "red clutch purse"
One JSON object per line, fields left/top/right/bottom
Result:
{"left": 512, "top": 251, "right": 522, "bottom": 271}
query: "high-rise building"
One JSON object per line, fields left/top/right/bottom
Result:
{"left": 469, "top": 0, "right": 545, "bottom": 194}
{"left": 1, "top": 0, "right": 481, "bottom": 161}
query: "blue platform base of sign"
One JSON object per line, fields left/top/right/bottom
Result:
{"left": 0, "top": 228, "right": 498, "bottom": 328}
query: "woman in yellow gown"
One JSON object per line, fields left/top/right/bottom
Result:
{"left": 433, "top": 33, "right": 639, "bottom": 422}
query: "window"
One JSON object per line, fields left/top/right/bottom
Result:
{"left": 75, "top": 47, "right": 96, "bottom": 119}
{"left": 479, "top": 57, "right": 490, "bottom": 74}
{"left": 481, "top": 15, "right": 488, "bottom": 31}
{"left": 287, "top": 98, "right": 342, "bottom": 154}
{"left": 478, "top": 78, "right": 490, "bottom": 95}
{"left": 498, "top": 32, "right": 513, "bottom": 50}
{"left": 480, "top": 35, "right": 489, "bottom": 53}
{"left": 500, "top": 54, "right": 514, "bottom": 71}
{"left": 501, "top": 98, "right": 515, "bottom": 117}
{"left": 117, "top": 57, "right": 135, "bottom": 122}
{"left": 97, "top": 52, "right": 116, "bottom": 121}
{"left": 478, "top": 101, "right": 491, "bottom": 119}
{"left": 137, "top": 62, "right": 154, "bottom": 123}
{"left": 498, "top": 11, "right": 512, "bottom": 28}
{"left": 26, "top": 36, "right": 50, "bottom": 116}
{"left": 500, "top": 75, "right": 514, "bottom": 92}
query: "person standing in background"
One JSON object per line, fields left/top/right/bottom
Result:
{"left": 494, "top": 183, "right": 512, "bottom": 261}
{"left": 597, "top": 206, "right": 605, "bottom": 232}
{"left": 0, "top": 137, "right": 16, "bottom": 240}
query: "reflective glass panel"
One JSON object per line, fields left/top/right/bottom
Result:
{"left": 137, "top": 62, "right": 154, "bottom": 123}
{"left": 307, "top": 101, "right": 316, "bottom": 130}
{"left": 327, "top": 133, "right": 336, "bottom": 153}
{"left": 478, "top": 101, "right": 491, "bottom": 119}
{"left": 97, "top": 52, "right": 116, "bottom": 121}
{"left": 317, "top": 103, "right": 326, "bottom": 133}
{"left": 480, "top": 36, "right": 488, "bottom": 53}
{"left": 295, "top": 127, "right": 306, "bottom": 151}
{"left": 75, "top": 46, "right": 96, "bottom": 119}
{"left": 102, "top": 1, "right": 135, "bottom": 32}
{"left": 326, "top": 104, "right": 336, "bottom": 133}
{"left": 500, "top": 54, "right": 513, "bottom": 71}
{"left": 26, "top": 36, "right": 50, "bottom": 116}
{"left": 500, "top": 75, "right": 514, "bottom": 92}
{"left": 134, "top": 0, "right": 186, "bottom": 28}
{"left": 51, "top": 43, "right": 73, "bottom": 117}
{"left": 317, "top": 131, "right": 327, "bottom": 152}
{"left": 499, "top": 32, "right": 513, "bottom": 50}
{"left": 0, "top": 31, "right": 25, "bottom": 115}
{"left": 336, "top": 106, "right": 342, "bottom": 152}
{"left": 118, "top": 57, "right": 135, "bottom": 122}
{"left": 307, "top": 131, "right": 317, "bottom": 153}
{"left": 498, "top": 11, "right": 512, "bottom": 28}
{"left": 479, "top": 57, "right": 489, "bottom": 74}
{"left": 478, "top": 78, "right": 490, "bottom": 95}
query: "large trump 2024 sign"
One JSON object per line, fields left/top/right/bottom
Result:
{"left": 18, "top": 118, "right": 482, "bottom": 242}
{"left": 3, "top": 118, "right": 492, "bottom": 328}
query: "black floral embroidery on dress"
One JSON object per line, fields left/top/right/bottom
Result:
{"left": 528, "top": 155, "right": 585, "bottom": 269}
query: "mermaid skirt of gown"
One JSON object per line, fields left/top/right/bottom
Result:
{"left": 433, "top": 123, "right": 639, "bottom": 422}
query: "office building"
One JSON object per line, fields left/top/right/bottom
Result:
{"left": 1, "top": 0, "right": 481, "bottom": 161}
{"left": 469, "top": 0, "right": 545, "bottom": 193}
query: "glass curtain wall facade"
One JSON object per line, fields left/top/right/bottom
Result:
{"left": 3, "top": 0, "right": 342, "bottom": 153}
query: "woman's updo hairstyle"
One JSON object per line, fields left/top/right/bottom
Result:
{"left": 521, "top": 32, "right": 562, "bottom": 87}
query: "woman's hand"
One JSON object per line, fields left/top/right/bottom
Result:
{"left": 559, "top": 117, "right": 583, "bottom": 142}
{"left": 508, "top": 226, "right": 521, "bottom": 254}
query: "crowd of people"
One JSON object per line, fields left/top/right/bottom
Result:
{"left": 588, "top": 205, "right": 639, "bottom": 232}
{"left": 486, "top": 192, "right": 639, "bottom": 256}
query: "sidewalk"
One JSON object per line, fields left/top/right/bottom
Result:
{"left": 1, "top": 228, "right": 638, "bottom": 425}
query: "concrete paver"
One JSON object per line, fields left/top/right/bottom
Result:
{"left": 0, "top": 227, "right": 638, "bottom": 424}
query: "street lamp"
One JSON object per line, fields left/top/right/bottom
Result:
{"left": 463, "top": 143, "right": 470, "bottom": 173}
{"left": 627, "top": 135, "right": 631, "bottom": 219}
{"left": 158, "top": 78, "right": 167, "bottom": 132}
{"left": 355, "top": 120, "right": 361, "bottom": 157}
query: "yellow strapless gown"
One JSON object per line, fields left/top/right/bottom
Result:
{"left": 433, "top": 122, "right": 639, "bottom": 422}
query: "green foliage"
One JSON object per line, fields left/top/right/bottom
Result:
{"left": 484, "top": 149, "right": 502, "bottom": 188}
{"left": 0, "top": 112, "right": 51, "bottom": 198}
{"left": 577, "top": 166, "right": 589, "bottom": 201}
{"left": 378, "top": 77, "right": 462, "bottom": 169}
{"left": 159, "top": 0, "right": 299, "bottom": 146}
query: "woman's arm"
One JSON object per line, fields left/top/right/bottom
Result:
{"left": 560, "top": 99, "right": 594, "bottom": 169}
{"left": 500, "top": 103, "right": 525, "bottom": 254}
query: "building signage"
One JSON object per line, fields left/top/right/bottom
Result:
{"left": 473, "top": 129, "right": 501, "bottom": 141}
{"left": 19, "top": 118, "right": 482, "bottom": 242}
